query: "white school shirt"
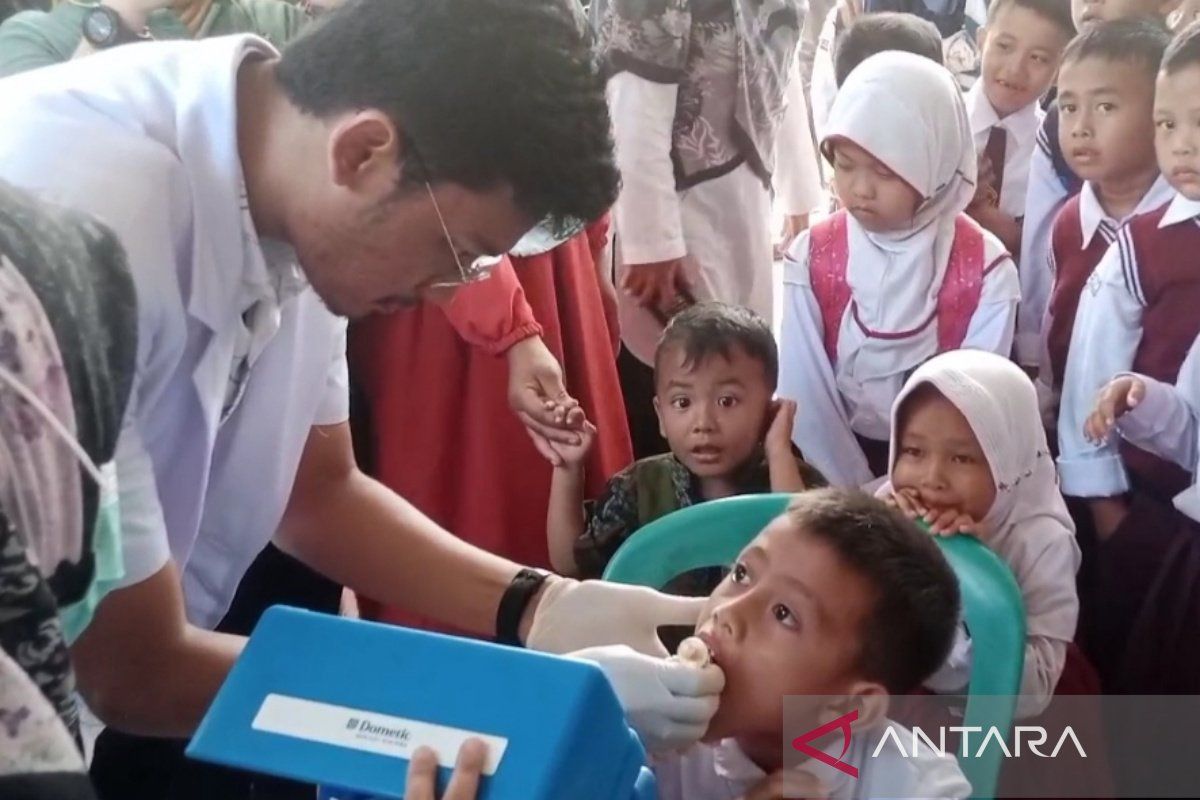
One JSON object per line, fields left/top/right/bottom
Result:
{"left": 778, "top": 231, "right": 1019, "bottom": 487}
{"left": 1115, "top": 337, "right": 1200, "bottom": 521}
{"left": 965, "top": 83, "right": 1042, "bottom": 223}
{"left": 1057, "top": 192, "right": 1199, "bottom": 499}
{"left": 1015, "top": 136, "right": 1069, "bottom": 366}
{"left": 1037, "top": 177, "right": 1176, "bottom": 412}
{"left": 608, "top": 73, "right": 775, "bottom": 365}
{"left": 653, "top": 723, "right": 972, "bottom": 800}
{"left": 0, "top": 36, "right": 349, "bottom": 628}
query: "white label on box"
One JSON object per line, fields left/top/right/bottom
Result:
{"left": 251, "top": 694, "right": 508, "bottom": 775}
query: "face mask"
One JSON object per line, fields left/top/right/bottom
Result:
{"left": 0, "top": 362, "right": 122, "bottom": 642}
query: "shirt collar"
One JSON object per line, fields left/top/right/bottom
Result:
{"left": 1080, "top": 175, "right": 1177, "bottom": 247}
{"left": 966, "top": 82, "right": 1041, "bottom": 148}
{"left": 711, "top": 739, "right": 768, "bottom": 788}
{"left": 1159, "top": 191, "right": 1200, "bottom": 228}
{"left": 169, "top": 35, "right": 283, "bottom": 331}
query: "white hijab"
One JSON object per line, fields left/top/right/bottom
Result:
{"left": 822, "top": 51, "right": 978, "bottom": 382}
{"left": 887, "top": 350, "right": 1080, "bottom": 641}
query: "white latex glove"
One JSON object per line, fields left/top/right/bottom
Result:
{"left": 569, "top": 644, "right": 725, "bottom": 754}
{"left": 526, "top": 579, "right": 706, "bottom": 657}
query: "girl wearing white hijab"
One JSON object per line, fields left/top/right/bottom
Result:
{"left": 880, "top": 350, "right": 1081, "bottom": 718}
{"left": 779, "top": 51, "right": 1019, "bottom": 487}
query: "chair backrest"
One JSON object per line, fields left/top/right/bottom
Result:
{"left": 602, "top": 493, "right": 1025, "bottom": 800}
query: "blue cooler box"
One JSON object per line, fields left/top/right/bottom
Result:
{"left": 187, "top": 606, "right": 656, "bottom": 800}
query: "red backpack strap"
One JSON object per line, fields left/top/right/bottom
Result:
{"left": 807, "top": 211, "right": 852, "bottom": 363}
{"left": 935, "top": 215, "right": 990, "bottom": 352}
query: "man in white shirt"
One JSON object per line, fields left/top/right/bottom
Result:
{"left": 0, "top": 0, "right": 725, "bottom": 758}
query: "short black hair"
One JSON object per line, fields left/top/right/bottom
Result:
{"left": 654, "top": 302, "right": 779, "bottom": 391}
{"left": 1061, "top": 16, "right": 1172, "bottom": 77}
{"left": 987, "top": 0, "right": 1076, "bottom": 39}
{"left": 787, "top": 489, "right": 960, "bottom": 695}
{"left": 275, "top": 0, "right": 619, "bottom": 237}
{"left": 834, "top": 12, "right": 945, "bottom": 87}
{"left": 1163, "top": 19, "right": 1200, "bottom": 73}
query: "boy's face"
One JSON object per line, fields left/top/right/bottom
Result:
{"left": 654, "top": 344, "right": 773, "bottom": 480}
{"left": 1155, "top": 65, "right": 1200, "bottom": 200}
{"left": 980, "top": 5, "right": 1071, "bottom": 118}
{"left": 1072, "top": 0, "right": 1179, "bottom": 29}
{"left": 830, "top": 139, "right": 922, "bottom": 233}
{"left": 891, "top": 391, "right": 997, "bottom": 526}
{"left": 694, "top": 517, "right": 880, "bottom": 742}
{"left": 1057, "top": 57, "right": 1160, "bottom": 186}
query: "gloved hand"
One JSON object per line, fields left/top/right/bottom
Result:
{"left": 526, "top": 579, "right": 706, "bottom": 657}
{"left": 568, "top": 644, "right": 725, "bottom": 754}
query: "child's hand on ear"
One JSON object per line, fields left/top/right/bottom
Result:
{"left": 1085, "top": 375, "right": 1146, "bottom": 445}
{"left": 765, "top": 399, "right": 798, "bottom": 458}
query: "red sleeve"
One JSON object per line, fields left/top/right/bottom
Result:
{"left": 441, "top": 256, "right": 543, "bottom": 356}
{"left": 585, "top": 215, "right": 611, "bottom": 254}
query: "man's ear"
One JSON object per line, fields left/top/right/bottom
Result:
{"left": 328, "top": 110, "right": 399, "bottom": 191}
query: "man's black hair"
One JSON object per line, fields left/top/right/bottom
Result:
{"left": 276, "top": 0, "right": 620, "bottom": 236}
{"left": 1162, "top": 19, "right": 1200, "bottom": 73}
{"left": 986, "top": 0, "right": 1076, "bottom": 40}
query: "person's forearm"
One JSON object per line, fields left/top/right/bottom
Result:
{"left": 768, "top": 448, "right": 808, "bottom": 493}
{"left": 276, "top": 463, "right": 524, "bottom": 637}
{"left": 71, "top": 0, "right": 151, "bottom": 59}
{"left": 547, "top": 465, "right": 586, "bottom": 576}
{"left": 70, "top": 564, "right": 243, "bottom": 737}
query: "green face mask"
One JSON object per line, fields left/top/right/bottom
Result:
{"left": 58, "top": 461, "right": 125, "bottom": 645}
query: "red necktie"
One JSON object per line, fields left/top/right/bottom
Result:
{"left": 985, "top": 125, "right": 1007, "bottom": 202}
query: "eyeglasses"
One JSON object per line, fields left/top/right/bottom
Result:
{"left": 424, "top": 180, "right": 503, "bottom": 290}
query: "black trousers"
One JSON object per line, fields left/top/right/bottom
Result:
{"left": 89, "top": 544, "right": 342, "bottom": 800}
{"left": 617, "top": 346, "right": 669, "bottom": 461}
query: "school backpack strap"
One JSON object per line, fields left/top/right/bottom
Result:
{"left": 807, "top": 210, "right": 852, "bottom": 364}
{"left": 934, "top": 214, "right": 990, "bottom": 352}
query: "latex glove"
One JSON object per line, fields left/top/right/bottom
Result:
{"left": 526, "top": 579, "right": 706, "bottom": 657}
{"left": 569, "top": 644, "right": 725, "bottom": 754}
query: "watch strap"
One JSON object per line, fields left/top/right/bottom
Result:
{"left": 495, "top": 568, "right": 549, "bottom": 646}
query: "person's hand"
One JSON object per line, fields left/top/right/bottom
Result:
{"left": 923, "top": 508, "right": 986, "bottom": 538}
{"left": 568, "top": 644, "right": 725, "bottom": 755}
{"left": 764, "top": 399, "right": 798, "bottom": 459}
{"left": 1085, "top": 375, "right": 1146, "bottom": 445}
{"left": 404, "top": 740, "right": 487, "bottom": 800}
{"left": 547, "top": 421, "right": 597, "bottom": 469}
{"left": 1089, "top": 496, "right": 1131, "bottom": 542}
{"left": 526, "top": 579, "right": 706, "bottom": 656}
{"left": 738, "top": 768, "right": 827, "bottom": 800}
{"left": 970, "top": 155, "right": 999, "bottom": 211}
{"left": 506, "top": 337, "right": 586, "bottom": 466}
{"left": 775, "top": 214, "right": 811, "bottom": 258}
{"left": 99, "top": 0, "right": 171, "bottom": 30}
{"left": 621, "top": 258, "right": 693, "bottom": 320}
{"left": 882, "top": 487, "right": 926, "bottom": 520}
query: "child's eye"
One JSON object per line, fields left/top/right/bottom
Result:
{"left": 901, "top": 446, "right": 922, "bottom": 458}
{"left": 952, "top": 454, "right": 976, "bottom": 465}
{"left": 717, "top": 395, "right": 739, "bottom": 409}
{"left": 670, "top": 396, "right": 691, "bottom": 410}
{"left": 1060, "top": 103, "right": 1076, "bottom": 115}
{"left": 1097, "top": 102, "right": 1116, "bottom": 114}
{"left": 1157, "top": 119, "right": 1176, "bottom": 131}
{"left": 773, "top": 603, "right": 799, "bottom": 629}
{"left": 731, "top": 562, "right": 751, "bottom": 585}
{"left": 1032, "top": 53, "right": 1048, "bottom": 64}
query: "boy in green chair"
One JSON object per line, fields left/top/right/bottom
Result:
{"left": 652, "top": 488, "right": 971, "bottom": 799}
{"left": 545, "top": 302, "right": 825, "bottom": 589}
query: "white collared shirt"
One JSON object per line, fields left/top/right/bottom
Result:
{"left": 1057, "top": 185, "right": 1191, "bottom": 498}
{"left": 965, "top": 83, "right": 1043, "bottom": 222}
{"left": 0, "top": 36, "right": 350, "bottom": 628}
{"left": 653, "top": 723, "right": 971, "bottom": 800}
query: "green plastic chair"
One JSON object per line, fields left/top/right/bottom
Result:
{"left": 602, "top": 493, "right": 1025, "bottom": 800}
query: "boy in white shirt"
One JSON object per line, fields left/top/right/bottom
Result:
{"left": 653, "top": 489, "right": 971, "bottom": 799}
{"left": 964, "top": 0, "right": 1075, "bottom": 256}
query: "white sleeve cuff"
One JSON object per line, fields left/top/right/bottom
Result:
{"left": 1057, "top": 450, "right": 1131, "bottom": 498}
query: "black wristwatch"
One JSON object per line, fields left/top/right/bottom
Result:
{"left": 494, "top": 568, "right": 550, "bottom": 647}
{"left": 82, "top": 5, "right": 149, "bottom": 49}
